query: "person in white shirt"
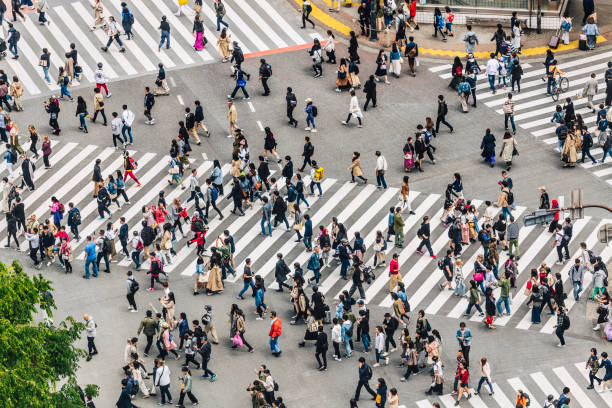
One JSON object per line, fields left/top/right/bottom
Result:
{"left": 101, "top": 16, "right": 126, "bottom": 53}
{"left": 323, "top": 30, "right": 336, "bottom": 64}
{"left": 331, "top": 318, "right": 342, "bottom": 361}
{"left": 121, "top": 105, "right": 135, "bottom": 145}
{"left": 373, "top": 326, "right": 388, "bottom": 367}
{"left": 94, "top": 62, "right": 111, "bottom": 97}
{"left": 375, "top": 150, "right": 388, "bottom": 189}
{"left": 110, "top": 112, "right": 125, "bottom": 149}
{"left": 154, "top": 360, "right": 172, "bottom": 404}
{"left": 485, "top": 53, "right": 500, "bottom": 94}
{"left": 341, "top": 90, "right": 363, "bottom": 128}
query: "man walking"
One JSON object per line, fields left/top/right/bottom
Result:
{"left": 126, "top": 270, "right": 138, "bottom": 312}
{"left": 583, "top": 73, "right": 598, "bottom": 113}
{"left": 7, "top": 24, "right": 19, "bottom": 59}
{"left": 84, "top": 314, "right": 98, "bottom": 361}
{"left": 299, "top": 136, "right": 313, "bottom": 172}
{"left": 503, "top": 93, "right": 516, "bottom": 134}
{"left": 416, "top": 215, "right": 435, "bottom": 257}
{"left": 569, "top": 258, "right": 585, "bottom": 301}
{"left": 83, "top": 235, "right": 98, "bottom": 279}
{"left": 286, "top": 87, "right": 298, "bottom": 127}
{"left": 137, "top": 310, "right": 158, "bottom": 356}
{"left": 507, "top": 216, "right": 520, "bottom": 259}
{"left": 354, "top": 357, "right": 376, "bottom": 401}
{"left": 158, "top": 15, "right": 171, "bottom": 51}
{"left": 393, "top": 208, "right": 404, "bottom": 248}
{"left": 375, "top": 151, "right": 388, "bottom": 189}
{"left": 455, "top": 322, "right": 472, "bottom": 367}
{"left": 144, "top": 86, "right": 155, "bottom": 124}
{"left": 121, "top": 105, "right": 135, "bottom": 145}
{"left": 435, "top": 95, "right": 453, "bottom": 133}
{"left": 269, "top": 310, "right": 282, "bottom": 357}
{"left": 259, "top": 59, "right": 272, "bottom": 96}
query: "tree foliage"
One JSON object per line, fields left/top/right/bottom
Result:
{"left": 0, "top": 260, "right": 97, "bottom": 407}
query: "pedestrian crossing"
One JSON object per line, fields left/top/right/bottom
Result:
{"left": 428, "top": 49, "right": 612, "bottom": 186}
{"left": 413, "top": 362, "right": 609, "bottom": 408}
{"left": 2, "top": 0, "right": 313, "bottom": 97}
{"left": 3, "top": 141, "right": 610, "bottom": 337}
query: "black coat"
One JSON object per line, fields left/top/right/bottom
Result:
{"left": 315, "top": 332, "right": 328, "bottom": 352}
{"left": 364, "top": 79, "right": 376, "bottom": 97}
{"left": 480, "top": 133, "right": 496, "bottom": 159}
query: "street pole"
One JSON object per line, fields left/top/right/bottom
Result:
{"left": 536, "top": 0, "right": 542, "bottom": 34}
{"left": 370, "top": 6, "right": 378, "bottom": 41}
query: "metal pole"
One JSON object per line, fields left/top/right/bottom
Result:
{"left": 547, "top": 204, "right": 612, "bottom": 214}
{"left": 536, "top": 0, "right": 542, "bottom": 34}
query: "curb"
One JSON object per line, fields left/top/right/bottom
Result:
{"left": 295, "top": 1, "right": 609, "bottom": 59}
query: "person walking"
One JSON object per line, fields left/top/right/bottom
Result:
{"left": 342, "top": 90, "right": 363, "bottom": 128}
{"left": 228, "top": 65, "right": 250, "bottom": 100}
{"left": 435, "top": 95, "right": 453, "bottom": 133}
{"left": 553, "top": 304, "right": 569, "bottom": 347}
{"left": 502, "top": 93, "right": 516, "bottom": 135}
{"left": 101, "top": 16, "right": 126, "bottom": 53}
{"left": 355, "top": 357, "right": 377, "bottom": 401}
{"left": 9, "top": 76, "right": 23, "bottom": 111}
{"left": 259, "top": 59, "right": 272, "bottom": 96}
{"left": 375, "top": 151, "right": 388, "bottom": 190}
{"left": 154, "top": 63, "right": 170, "bottom": 96}
{"left": 158, "top": 15, "right": 171, "bottom": 51}
{"left": 84, "top": 314, "right": 98, "bottom": 361}
{"left": 363, "top": 75, "right": 377, "bottom": 111}
{"left": 227, "top": 99, "right": 237, "bottom": 138}
{"left": 269, "top": 310, "right": 282, "bottom": 357}
{"left": 121, "top": 105, "right": 135, "bottom": 145}
{"left": 214, "top": 0, "right": 229, "bottom": 31}
{"left": 7, "top": 23, "right": 19, "bottom": 59}
{"left": 300, "top": 0, "right": 315, "bottom": 29}
{"left": 474, "top": 357, "right": 494, "bottom": 396}
{"left": 91, "top": 88, "right": 107, "bottom": 126}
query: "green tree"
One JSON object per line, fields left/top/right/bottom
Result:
{"left": 0, "top": 260, "right": 98, "bottom": 407}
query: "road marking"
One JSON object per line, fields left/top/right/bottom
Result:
{"left": 248, "top": 101, "right": 255, "bottom": 112}
{"left": 177, "top": 95, "right": 184, "bottom": 105}
{"left": 553, "top": 367, "right": 596, "bottom": 407}
{"left": 256, "top": 120, "right": 264, "bottom": 131}
{"left": 574, "top": 363, "right": 612, "bottom": 407}
{"left": 169, "top": 77, "right": 176, "bottom": 87}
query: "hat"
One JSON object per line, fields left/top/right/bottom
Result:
{"left": 305, "top": 98, "right": 312, "bottom": 103}
{"left": 341, "top": 238, "right": 348, "bottom": 243}
{"left": 161, "top": 322, "right": 169, "bottom": 329}
{"left": 357, "top": 299, "right": 365, "bottom": 305}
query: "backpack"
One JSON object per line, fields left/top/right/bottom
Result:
{"left": 506, "top": 191, "right": 514, "bottom": 205}
{"left": 265, "top": 64, "right": 272, "bottom": 76}
{"left": 9, "top": 149, "right": 17, "bottom": 163}
{"left": 442, "top": 102, "right": 448, "bottom": 116}
{"left": 58, "top": 203, "right": 65, "bottom": 214}
{"left": 130, "top": 279, "right": 140, "bottom": 293}
{"left": 71, "top": 209, "right": 82, "bottom": 225}
{"left": 311, "top": 105, "right": 318, "bottom": 117}
{"left": 562, "top": 314, "right": 570, "bottom": 330}
{"left": 128, "top": 13, "right": 135, "bottom": 25}
{"left": 130, "top": 379, "right": 139, "bottom": 396}
{"left": 437, "top": 258, "right": 445, "bottom": 270}
{"left": 587, "top": 249, "right": 597, "bottom": 265}
{"left": 477, "top": 229, "right": 485, "bottom": 243}
{"left": 366, "top": 364, "right": 373, "bottom": 380}
{"left": 209, "top": 185, "right": 219, "bottom": 201}
{"left": 136, "top": 239, "right": 144, "bottom": 251}
{"left": 13, "top": 30, "right": 20, "bottom": 42}
{"left": 315, "top": 167, "right": 324, "bottom": 180}
{"left": 102, "top": 237, "right": 111, "bottom": 254}
{"left": 423, "top": 318, "right": 432, "bottom": 332}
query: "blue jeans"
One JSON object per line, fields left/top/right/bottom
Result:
{"left": 303, "top": 234, "right": 312, "bottom": 249}
{"left": 309, "top": 181, "right": 322, "bottom": 196}
{"left": 269, "top": 336, "right": 280, "bottom": 353}
{"left": 602, "top": 148, "right": 612, "bottom": 163}
{"left": 297, "top": 193, "right": 310, "bottom": 207}
{"left": 42, "top": 66, "right": 51, "bottom": 83}
{"left": 582, "top": 148, "right": 597, "bottom": 163}
{"left": 230, "top": 85, "right": 249, "bottom": 99}
{"left": 84, "top": 257, "right": 98, "bottom": 277}
{"left": 361, "top": 333, "right": 370, "bottom": 352}
{"left": 496, "top": 296, "right": 510, "bottom": 314}
{"left": 343, "top": 338, "right": 352, "bottom": 357}
{"left": 531, "top": 305, "right": 541, "bottom": 323}
{"left": 478, "top": 280, "right": 486, "bottom": 295}
{"left": 201, "top": 358, "right": 215, "bottom": 378}
{"left": 238, "top": 280, "right": 254, "bottom": 297}
{"left": 60, "top": 84, "right": 71, "bottom": 97}
{"left": 340, "top": 259, "right": 350, "bottom": 279}
{"left": 376, "top": 173, "right": 387, "bottom": 189}
{"left": 454, "top": 280, "right": 466, "bottom": 296}
{"left": 306, "top": 115, "right": 315, "bottom": 128}
{"left": 488, "top": 74, "right": 496, "bottom": 91}
{"left": 466, "top": 302, "right": 483, "bottom": 315}
{"left": 79, "top": 113, "right": 88, "bottom": 131}
{"left": 131, "top": 250, "right": 141, "bottom": 268}
{"left": 106, "top": 34, "right": 124, "bottom": 48}
{"left": 261, "top": 216, "right": 272, "bottom": 236}
{"left": 547, "top": 77, "right": 554, "bottom": 95}
{"left": 159, "top": 30, "right": 170, "bottom": 49}
{"left": 122, "top": 125, "right": 133, "bottom": 143}
{"left": 557, "top": 139, "right": 564, "bottom": 153}
{"left": 375, "top": 349, "right": 383, "bottom": 363}
{"left": 8, "top": 42, "right": 17, "bottom": 57}
{"left": 501, "top": 206, "right": 512, "bottom": 219}
{"left": 477, "top": 376, "right": 494, "bottom": 393}
{"left": 216, "top": 16, "right": 229, "bottom": 31}
{"left": 573, "top": 281, "right": 583, "bottom": 300}
{"left": 504, "top": 113, "right": 516, "bottom": 132}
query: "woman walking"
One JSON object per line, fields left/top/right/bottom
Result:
{"left": 389, "top": 43, "right": 402, "bottom": 78}
{"left": 499, "top": 131, "right": 518, "bottom": 171}
{"left": 115, "top": 170, "right": 130, "bottom": 204}
{"left": 75, "top": 96, "right": 88, "bottom": 133}
{"left": 217, "top": 28, "right": 231, "bottom": 62}
{"left": 193, "top": 14, "right": 206, "bottom": 51}
{"left": 480, "top": 128, "right": 496, "bottom": 167}
{"left": 27, "top": 125, "right": 39, "bottom": 159}
{"left": 475, "top": 357, "right": 494, "bottom": 396}
{"left": 123, "top": 151, "right": 141, "bottom": 186}
{"left": 41, "top": 135, "right": 52, "bottom": 169}
{"left": 9, "top": 121, "right": 23, "bottom": 155}
{"left": 233, "top": 308, "right": 254, "bottom": 352}
{"left": 348, "top": 152, "right": 367, "bottom": 183}
{"left": 324, "top": 30, "right": 336, "bottom": 64}
{"left": 375, "top": 49, "right": 390, "bottom": 84}
{"left": 348, "top": 30, "right": 360, "bottom": 63}
{"left": 293, "top": 203, "right": 303, "bottom": 242}
{"left": 341, "top": 90, "right": 363, "bottom": 128}
{"left": 263, "top": 127, "right": 281, "bottom": 163}
{"left": 107, "top": 174, "right": 121, "bottom": 209}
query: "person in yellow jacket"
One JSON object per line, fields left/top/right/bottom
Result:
{"left": 227, "top": 99, "right": 237, "bottom": 138}
{"left": 8, "top": 76, "right": 23, "bottom": 111}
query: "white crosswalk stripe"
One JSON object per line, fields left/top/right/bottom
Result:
{"left": 3, "top": 142, "right": 610, "bottom": 334}
{"left": 428, "top": 49, "right": 612, "bottom": 187}
{"left": 6, "top": 0, "right": 313, "bottom": 97}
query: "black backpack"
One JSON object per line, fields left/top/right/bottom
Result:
{"left": 9, "top": 149, "right": 17, "bottom": 163}
{"left": 13, "top": 30, "right": 20, "bottom": 42}
{"left": 562, "top": 314, "right": 570, "bottom": 330}
{"left": 102, "top": 237, "right": 111, "bottom": 254}
{"left": 71, "top": 209, "right": 82, "bottom": 225}
{"left": 366, "top": 364, "right": 373, "bottom": 380}
{"left": 311, "top": 105, "right": 318, "bottom": 117}
{"left": 506, "top": 191, "right": 514, "bottom": 205}
{"left": 265, "top": 64, "right": 272, "bottom": 76}
{"left": 130, "top": 279, "right": 140, "bottom": 293}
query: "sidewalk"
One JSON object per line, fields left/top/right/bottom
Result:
{"left": 293, "top": 0, "right": 612, "bottom": 58}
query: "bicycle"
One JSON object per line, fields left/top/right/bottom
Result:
{"left": 550, "top": 75, "right": 569, "bottom": 102}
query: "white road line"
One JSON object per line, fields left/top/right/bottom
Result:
{"left": 0, "top": 140, "right": 58, "bottom": 177}
{"left": 513, "top": 93, "right": 604, "bottom": 122}
{"left": 317, "top": 188, "right": 403, "bottom": 295}
{"left": 129, "top": 0, "right": 194, "bottom": 65}
{"left": 415, "top": 401, "right": 434, "bottom": 408}
{"left": 44, "top": 10, "right": 95, "bottom": 82}
{"left": 150, "top": 0, "right": 214, "bottom": 62}
{"left": 5, "top": 57, "right": 41, "bottom": 95}
{"left": 594, "top": 166, "right": 612, "bottom": 177}
{"left": 232, "top": 0, "right": 287, "bottom": 48}
{"left": 248, "top": 101, "right": 255, "bottom": 112}
{"left": 222, "top": 1, "right": 269, "bottom": 51}
{"left": 553, "top": 367, "right": 596, "bottom": 407}
{"left": 531, "top": 113, "right": 597, "bottom": 137}
{"left": 506, "top": 378, "right": 535, "bottom": 405}
{"left": 437, "top": 395, "right": 457, "bottom": 408}
{"left": 429, "top": 64, "right": 451, "bottom": 73}
{"left": 169, "top": 77, "right": 176, "bottom": 87}
{"left": 177, "top": 95, "right": 184, "bottom": 105}
{"left": 256, "top": 0, "right": 306, "bottom": 45}
{"left": 465, "top": 390, "right": 488, "bottom": 408}
{"left": 233, "top": 179, "right": 349, "bottom": 283}
{"left": 198, "top": 2, "right": 250, "bottom": 54}
{"left": 54, "top": 6, "right": 119, "bottom": 78}
{"left": 574, "top": 362, "right": 612, "bottom": 407}
{"left": 10, "top": 27, "right": 58, "bottom": 90}
{"left": 261, "top": 184, "right": 378, "bottom": 285}
{"left": 491, "top": 383, "right": 514, "bottom": 408}
{"left": 256, "top": 120, "right": 264, "bottom": 131}
{"left": 529, "top": 371, "right": 559, "bottom": 399}
{"left": 494, "top": 216, "right": 590, "bottom": 326}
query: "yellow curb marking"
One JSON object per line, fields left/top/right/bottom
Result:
{"left": 294, "top": 0, "right": 352, "bottom": 35}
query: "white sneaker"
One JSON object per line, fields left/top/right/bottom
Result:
{"left": 256, "top": 317, "right": 263, "bottom": 320}
{"left": 305, "top": 127, "right": 311, "bottom": 131}
{"left": 557, "top": 343, "right": 565, "bottom": 347}
{"left": 310, "top": 129, "right": 317, "bottom": 133}
{"left": 373, "top": 363, "right": 380, "bottom": 367}
{"left": 390, "top": 348, "right": 397, "bottom": 353}
{"left": 130, "top": 309, "right": 138, "bottom": 313}
{"left": 594, "top": 324, "right": 601, "bottom": 330}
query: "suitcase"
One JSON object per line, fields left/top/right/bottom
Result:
{"left": 579, "top": 34, "right": 588, "bottom": 51}
{"left": 548, "top": 30, "right": 560, "bottom": 49}
{"left": 323, "top": 310, "right": 331, "bottom": 325}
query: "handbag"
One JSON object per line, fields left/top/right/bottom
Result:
{"left": 164, "top": 241, "right": 172, "bottom": 250}
{"left": 169, "top": 166, "right": 179, "bottom": 175}
{"left": 178, "top": 0, "right": 188, "bottom": 5}
{"left": 232, "top": 332, "right": 244, "bottom": 347}
{"left": 473, "top": 272, "right": 483, "bottom": 281}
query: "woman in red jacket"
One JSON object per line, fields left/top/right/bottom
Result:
{"left": 269, "top": 311, "right": 282, "bottom": 357}
{"left": 455, "top": 361, "right": 472, "bottom": 404}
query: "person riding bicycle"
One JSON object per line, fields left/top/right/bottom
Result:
{"left": 546, "top": 59, "right": 565, "bottom": 96}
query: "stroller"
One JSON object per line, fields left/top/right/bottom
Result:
{"left": 362, "top": 266, "right": 376, "bottom": 285}
{"left": 0, "top": 39, "right": 6, "bottom": 60}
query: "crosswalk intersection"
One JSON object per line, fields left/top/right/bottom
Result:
{"left": 2, "top": 141, "right": 610, "bottom": 339}
{"left": 429, "top": 49, "right": 612, "bottom": 186}
{"left": 1, "top": 0, "right": 313, "bottom": 97}
{"left": 412, "top": 361, "right": 610, "bottom": 408}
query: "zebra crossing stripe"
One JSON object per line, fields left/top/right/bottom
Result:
{"left": 594, "top": 166, "right": 612, "bottom": 177}
{"left": 260, "top": 183, "right": 378, "bottom": 285}
{"left": 491, "top": 383, "right": 514, "bottom": 408}
{"left": 73, "top": 2, "right": 139, "bottom": 75}
{"left": 0, "top": 140, "right": 58, "bottom": 177}
{"left": 42, "top": 12, "right": 96, "bottom": 82}
{"left": 380, "top": 200, "right": 484, "bottom": 308}
{"left": 22, "top": 18, "right": 66, "bottom": 76}
{"left": 494, "top": 216, "right": 590, "bottom": 326}
{"left": 429, "top": 64, "right": 451, "bottom": 73}
{"left": 233, "top": 0, "right": 287, "bottom": 49}
{"left": 256, "top": 0, "right": 307, "bottom": 45}
{"left": 437, "top": 394, "right": 457, "bottom": 407}
{"left": 12, "top": 26, "right": 58, "bottom": 91}
{"left": 54, "top": 5, "right": 119, "bottom": 78}
{"left": 415, "top": 401, "right": 433, "bottom": 408}
{"left": 318, "top": 187, "right": 406, "bottom": 296}
{"left": 197, "top": 2, "right": 251, "bottom": 55}
{"left": 235, "top": 179, "right": 350, "bottom": 284}
{"left": 574, "top": 363, "right": 612, "bottom": 407}
{"left": 553, "top": 367, "right": 597, "bottom": 407}
{"left": 531, "top": 112, "right": 597, "bottom": 137}
{"left": 222, "top": 1, "right": 269, "bottom": 52}
{"left": 150, "top": 0, "right": 214, "bottom": 62}
{"left": 5, "top": 56, "right": 41, "bottom": 96}
{"left": 332, "top": 189, "right": 415, "bottom": 298}
{"left": 103, "top": 0, "right": 157, "bottom": 72}
{"left": 465, "top": 391, "right": 488, "bottom": 408}
{"left": 72, "top": 153, "right": 159, "bottom": 255}
{"left": 128, "top": 0, "right": 191, "bottom": 66}
{"left": 507, "top": 378, "right": 535, "bottom": 405}
{"left": 529, "top": 371, "right": 559, "bottom": 400}
{"left": 541, "top": 240, "right": 612, "bottom": 334}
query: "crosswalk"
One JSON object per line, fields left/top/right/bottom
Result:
{"left": 414, "top": 362, "right": 609, "bottom": 408}
{"left": 2, "top": 0, "right": 312, "bottom": 97}
{"left": 429, "top": 49, "right": 612, "bottom": 186}
{"left": 3, "top": 140, "right": 611, "bottom": 336}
